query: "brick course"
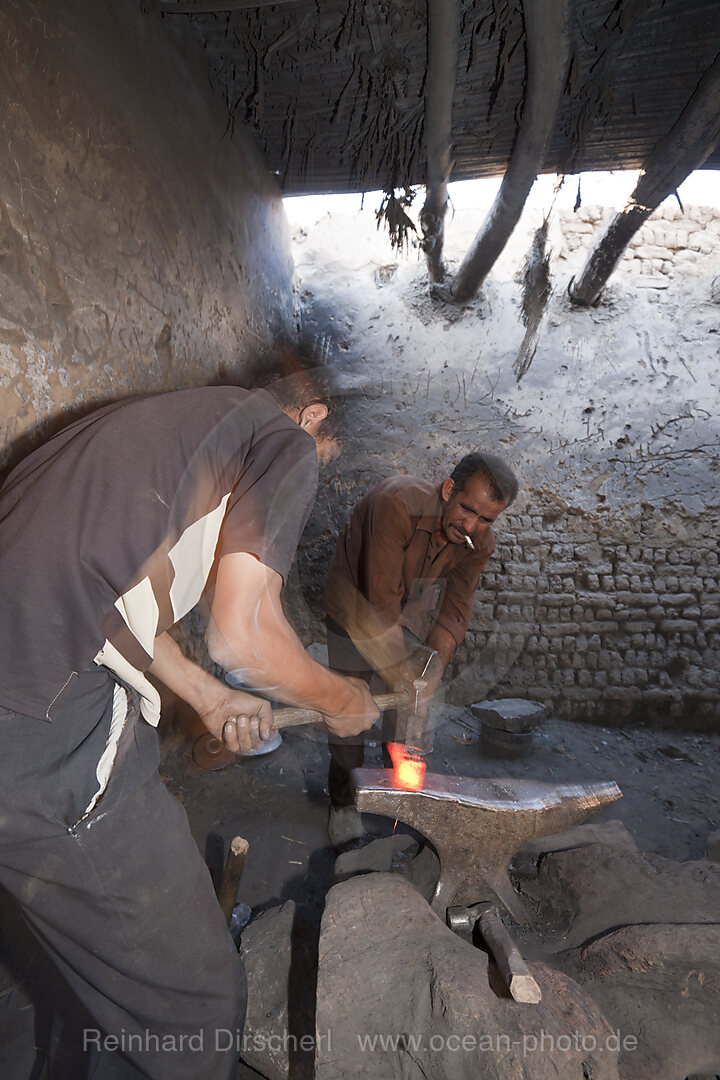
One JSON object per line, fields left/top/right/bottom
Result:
{"left": 447, "top": 493, "right": 720, "bottom": 729}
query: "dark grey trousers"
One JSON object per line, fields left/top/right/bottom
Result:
{"left": 0, "top": 667, "right": 245, "bottom": 1079}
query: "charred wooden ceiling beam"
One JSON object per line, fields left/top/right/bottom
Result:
{"left": 420, "top": 0, "right": 460, "bottom": 283}
{"left": 569, "top": 51, "right": 720, "bottom": 306}
{"left": 450, "top": 0, "right": 570, "bottom": 304}
{"left": 159, "top": 0, "right": 300, "bottom": 13}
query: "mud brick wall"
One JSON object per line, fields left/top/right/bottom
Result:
{"left": 447, "top": 495, "right": 720, "bottom": 730}
{"left": 558, "top": 204, "right": 720, "bottom": 282}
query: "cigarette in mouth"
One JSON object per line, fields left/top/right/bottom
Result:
{"left": 464, "top": 535, "right": 475, "bottom": 550}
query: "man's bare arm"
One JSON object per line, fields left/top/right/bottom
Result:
{"left": 425, "top": 623, "right": 456, "bottom": 691}
{"left": 207, "top": 552, "right": 378, "bottom": 737}
{"left": 426, "top": 624, "right": 456, "bottom": 674}
{"left": 149, "top": 631, "right": 273, "bottom": 753}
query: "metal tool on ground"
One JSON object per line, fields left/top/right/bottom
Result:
{"left": 192, "top": 689, "right": 412, "bottom": 771}
{"left": 447, "top": 901, "right": 542, "bottom": 1003}
{"left": 470, "top": 698, "right": 547, "bottom": 757}
{"left": 218, "top": 835, "right": 249, "bottom": 923}
{"left": 354, "top": 770, "right": 622, "bottom": 921}
{"left": 217, "top": 835, "right": 252, "bottom": 946}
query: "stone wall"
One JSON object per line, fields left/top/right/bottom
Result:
{"left": 558, "top": 202, "right": 720, "bottom": 284}
{"left": 446, "top": 494, "right": 720, "bottom": 729}
{"left": 0, "top": 0, "right": 294, "bottom": 475}
{"left": 293, "top": 480, "right": 719, "bottom": 732}
{"left": 287, "top": 191, "right": 720, "bottom": 733}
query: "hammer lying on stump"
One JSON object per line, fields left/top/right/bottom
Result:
{"left": 448, "top": 901, "right": 542, "bottom": 1004}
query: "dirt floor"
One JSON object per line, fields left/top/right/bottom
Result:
{"left": 1, "top": 702, "right": 718, "bottom": 1078}
{"left": 165, "top": 707, "right": 720, "bottom": 1080}
{"left": 166, "top": 705, "right": 720, "bottom": 917}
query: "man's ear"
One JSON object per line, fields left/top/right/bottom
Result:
{"left": 298, "top": 403, "right": 329, "bottom": 429}
{"left": 440, "top": 478, "right": 455, "bottom": 504}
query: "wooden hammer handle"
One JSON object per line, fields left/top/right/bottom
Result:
{"left": 478, "top": 908, "right": 542, "bottom": 1004}
{"left": 218, "top": 836, "right": 249, "bottom": 925}
{"left": 271, "top": 690, "right": 410, "bottom": 730}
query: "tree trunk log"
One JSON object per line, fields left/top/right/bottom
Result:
{"left": 451, "top": 0, "right": 569, "bottom": 304}
{"left": 420, "top": 0, "right": 460, "bottom": 282}
{"left": 569, "top": 51, "right": 720, "bottom": 307}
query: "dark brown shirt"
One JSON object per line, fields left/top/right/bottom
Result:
{"left": 0, "top": 387, "right": 317, "bottom": 722}
{"left": 323, "top": 475, "right": 495, "bottom": 647}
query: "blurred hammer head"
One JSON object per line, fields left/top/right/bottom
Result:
{"left": 387, "top": 641, "right": 439, "bottom": 790}
{"left": 397, "top": 637, "right": 440, "bottom": 756}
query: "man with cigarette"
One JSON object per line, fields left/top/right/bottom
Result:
{"left": 322, "top": 452, "right": 518, "bottom": 849}
{"left": 0, "top": 367, "right": 378, "bottom": 1077}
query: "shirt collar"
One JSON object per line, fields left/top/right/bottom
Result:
{"left": 417, "top": 484, "right": 444, "bottom": 536}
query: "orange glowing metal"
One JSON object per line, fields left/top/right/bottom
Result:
{"left": 387, "top": 742, "right": 427, "bottom": 792}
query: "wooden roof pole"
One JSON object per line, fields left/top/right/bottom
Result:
{"left": 420, "top": 0, "right": 460, "bottom": 283}
{"left": 569, "top": 52, "right": 720, "bottom": 307}
{"left": 450, "top": 0, "right": 569, "bottom": 304}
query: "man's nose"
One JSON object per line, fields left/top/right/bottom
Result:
{"left": 464, "top": 514, "right": 488, "bottom": 534}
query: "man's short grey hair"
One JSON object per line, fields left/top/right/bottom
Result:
{"left": 449, "top": 452, "right": 519, "bottom": 506}
{"left": 238, "top": 343, "right": 342, "bottom": 439}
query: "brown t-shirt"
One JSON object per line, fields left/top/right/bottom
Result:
{"left": 0, "top": 387, "right": 318, "bottom": 722}
{"left": 323, "top": 475, "right": 494, "bottom": 647}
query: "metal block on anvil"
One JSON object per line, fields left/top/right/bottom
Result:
{"left": 470, "top": 698, "right": 547, "bottom": 733}
{"left": 354, "top": 769, "right": 622, "bottom": 923}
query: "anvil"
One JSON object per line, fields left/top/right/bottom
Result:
{"left": 354, "top": 769, "right": 622, "bottom": 922}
